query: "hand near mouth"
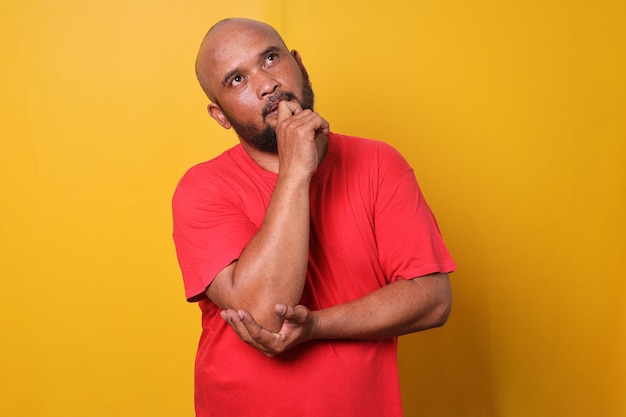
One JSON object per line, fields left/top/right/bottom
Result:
{"left": 263, "top": 92, "right": 298, "bottom": 119}
{"left": 275, "top": 100, "right": 329, "bottom": 178}
{"left": 277, "top": 100, "right": 329, "bottom": 133}
{"left": 277, "top": 99, "right": 301, "bottom": 117}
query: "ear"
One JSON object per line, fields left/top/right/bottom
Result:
{"left": 291, "top": 50, "right": 309, "bottom": 80}
{"left": 207, "top": 103, "right": 232, "bottom": 129}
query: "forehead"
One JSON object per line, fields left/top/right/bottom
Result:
{"left": 204, "top": 22, "right": 287, "bottom": 74}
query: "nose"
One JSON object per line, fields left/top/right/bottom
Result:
{"left": 257, "top": 72, "right": 280, "bottom": 98}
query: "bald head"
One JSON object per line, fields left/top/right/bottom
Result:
{"left": 195, "top": 18, "right": 289, "bottom": 102}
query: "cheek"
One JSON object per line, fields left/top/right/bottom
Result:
{"left": 285, "top": 68, "right": 307, "bottom": 97}
{"left": 221, "top": 99, "right": 265, "bottom": 128}
{"left": 224, "top": 93, "right": 260, "bottom": 116}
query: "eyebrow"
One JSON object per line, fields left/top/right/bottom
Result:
{"left": 220, "top": 46, "right": 282, "bottom": 86}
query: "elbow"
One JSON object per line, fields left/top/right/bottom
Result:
{"left": 430, "top": 295, "right": 452, "bottom": 328}
{"left": 411, "top": 273, "right": 452, "bottom": 330}
{"left": 424, "top": 277, "right": 452, "bottom": 329}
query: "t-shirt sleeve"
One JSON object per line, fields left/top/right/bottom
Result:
{"left": 172, "top": 167, "right": 257, "bottom": 302}
{"left": 374, "top": 145, "right": 456, "bottom": 281}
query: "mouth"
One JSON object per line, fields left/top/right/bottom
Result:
{"left": 265, "top": 103, "right": 280, "bottom": 119}
{"left": 262, "top": 92, "right": 297, "bottom": 120}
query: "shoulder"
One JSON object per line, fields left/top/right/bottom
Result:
{"left": 330, "top": 132, "right": 411, "bottom": 170}
{"left": 172, "top": 146, "right": 245, "bottom": 208}
{"left": 178, "top": 146, "right": 235, "bottom": 182}
{"left": 175, "top": 145, "right": 250, "bottom": 193}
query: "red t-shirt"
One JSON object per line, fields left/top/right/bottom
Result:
{"left": 172, "top": 133, "right": 456, "bottom": 417}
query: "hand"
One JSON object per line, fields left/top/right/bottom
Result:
{"left": 275, "top": 100, "right": 329, "bottom": 178}
{"left": 220, "top": 304, "right": 319, "bottom": 357}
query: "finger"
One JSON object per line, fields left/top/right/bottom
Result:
{"left": 282, "top": 305, "right": 310, "bottom": 326}
{"left": 223, "top": 310, "right": 254, "bottom": 340}
{"left": 221, "top": 310, "right": 284, "bottom": 356}
{"left": 277, "top": 100, "right": 302, "bottom": 121}
{"left": 220, "top": 309, "right": 237, "bottom": 324}
{"left": 238, "top": 310, "right": 285, "bottom": 344}
{"left": 274, "top": 304, "right": 307, "bottom": 327}
{"left": 274, "top": 303, "right": 288, "bottom": 317}
{"left": 317, "top": 117, "right": 330, "bottom": 135}
{"left": 236, "top": 309, "right": 267, "bottom": 338}
{"left": 221, "top": 310, "right": 265, "bottom": 350}
{"left": 237, "top": 310, "right": 266, "bottom": 337}
{"left": 276, "top": 304, "right": 298, "bottom": 320}
{"left": 286, "top": 110, "right": 329, "bottom": 135}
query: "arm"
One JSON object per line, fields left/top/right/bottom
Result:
{"left": 313, "top": 273, "right": 451, "bottom": 339}
{"left": 207, "top": 101, "right": 329, "bottom": 332}
{"left": 220, "top": 273, "right": 452, "bottom": 357}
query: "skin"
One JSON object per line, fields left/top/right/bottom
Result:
{"left": 196, "top": 18, "right": 452, "bottom": 354}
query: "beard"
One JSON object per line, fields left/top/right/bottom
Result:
{"left": 222, "top": 77, "right": 315, "bottom": 154}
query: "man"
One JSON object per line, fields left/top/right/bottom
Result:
{"left": 172, "top": 18, "right": 455, "bottom": 417}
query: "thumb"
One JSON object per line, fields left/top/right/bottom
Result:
{"left": 290, "top": 305, "right": 310, "bottom": 323}
{"left": 274, "top": 303, "right": 288, "bottom": 317}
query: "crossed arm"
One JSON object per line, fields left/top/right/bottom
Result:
{"left": 206, "top": 170, "right": 312, "bottom": 332}
{"left": 220, "top": 273, "right": 452, "bottom": 357}
{"left": 205, "top": 101, "right": 452, "bottom": 354}
{"left": 205, "top": 100, "right": 327, "bottom": 332}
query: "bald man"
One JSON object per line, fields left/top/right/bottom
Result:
{"left": 173, "top": 18, "right": 455, "bottom": 417}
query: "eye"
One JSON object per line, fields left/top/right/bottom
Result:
{"left": 231, "top": 75, "right": 244, "bottom": 86}
{"left": 264, "top": 53, "right": 277, "bottom": 66}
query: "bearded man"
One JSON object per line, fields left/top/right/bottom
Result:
{"left": 172, "top": 18, "right": 455, "bottom": 417}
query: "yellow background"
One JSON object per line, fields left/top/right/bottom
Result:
{"left": 1, "top": 1, "right": 624, "bottom": 416}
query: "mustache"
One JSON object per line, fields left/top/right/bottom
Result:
{"left": 262, "top": 92, "right": 297, "bottom": 119}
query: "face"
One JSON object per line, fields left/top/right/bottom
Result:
{"left": 220, "top": 76, "right": 314, "bottom": 153}
{"left": 197, "top": 20, "right": 315, "bottom": 153}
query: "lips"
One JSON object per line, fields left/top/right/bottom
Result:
{"left": 262, "top": 92, "right": 297, "bottom": 119}
{"left": 265, "top": 102, "right": 280, "bottom": 117}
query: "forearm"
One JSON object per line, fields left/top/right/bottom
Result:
{"left": 208, "top": 103, "right": 328, "bottom": 331}
{"left": 312, "top": 274, "right": 452, "bottom": 340}
{"left": 211, "top": 173, "right": 311, "bottom": 330}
